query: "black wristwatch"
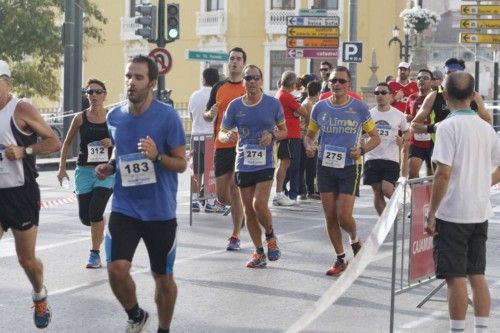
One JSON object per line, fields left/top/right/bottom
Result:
{"left": 359, "top": 147, "right": 366, "bottom": 156}
{"left": 155, "top": 153, "right": 163, "bottom": 163}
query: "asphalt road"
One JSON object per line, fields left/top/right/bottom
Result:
{"left": 1, "top": 169, "right": 499, "bottom": 333}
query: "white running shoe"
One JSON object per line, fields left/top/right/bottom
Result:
{"left": 273, "top": 192, "right": 295, "bottom": 206}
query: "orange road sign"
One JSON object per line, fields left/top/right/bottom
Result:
{"left": 460, "top": 33, "right": 500, "bottom": 44}
{"left": 461, "top": 19, "right": 500, "bottom": 29}
{"left": 286, "top": 37, "right": 339, "bottom": 48}
{"left": 287, "top": 27, "right": 339, "bottom": 38}
{"left": 461, "top": 5, "right": 500, "bottom": 15}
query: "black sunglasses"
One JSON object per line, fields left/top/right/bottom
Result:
{"left": 329, "top": 78, "right": 349, "bottom": 84}
{"left": 319, "top": 68, "right": 330, "bottom": 72}
{"left": 374, "top": 90, "right": 389, "bottom": 96}
{"left": 416, "top": 76, "right": 431, "bottom": 81}
{"left": 243, "top": 75, "right": 261, "bottom": 82}
{"left": 86, "top": 89, "right": 105, "bottom": 95}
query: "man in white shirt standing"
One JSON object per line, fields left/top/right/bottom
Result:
{"left": 188, "top": 68, "right": 223, "bottom": 213}
{"left": 363, "top": 82, "right": 408, "bottom": 215}
{"left": 426, "top": 72, "right": 500, "bottom": 333}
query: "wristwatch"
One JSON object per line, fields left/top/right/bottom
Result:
{"left": 155, "top": 153, "right": 163, "bottom": 163}
{"left": 25, "top": 146, "right": 33, "bottom": 155}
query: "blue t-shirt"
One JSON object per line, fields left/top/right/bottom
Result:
{"left": 309, "top": 97, "right": 375, "bottom": 167}
{"left": 107, "top": 100, "right": 186, "bottom": 221}
{"left": 222, "top": 94, "right": 285, "bottom": 172}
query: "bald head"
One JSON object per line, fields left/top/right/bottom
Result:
{"left": 445, "top": 72, "right": 475, "bottom": 102}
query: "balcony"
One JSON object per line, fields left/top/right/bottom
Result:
{"left": 265, "top": 9, "right": 296, "bottom": 35}
{"left": 196, "top": 10, "right": 227, "bottom": 36}
{"left": 120, "top": 16, "right": 141, "bottom": 41}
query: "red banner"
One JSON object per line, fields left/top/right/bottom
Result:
{"left": 203, "top": 137, "right": 216, "bottom": 198}
{"left": 409, "top": 183, "right": 435, "bottom": 283}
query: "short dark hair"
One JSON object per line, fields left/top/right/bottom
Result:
{"left": 376, "top": 82, "right": 390, "bottom": 89}
{"left": 320, "top": 61, "right": 332, "bottom": 69}
{"left": 228, "top": 47, "right": 246, "bottom": 63}
{"left": 332, "top": 66, "right": 351, "bottom": 80}
{"left": 445, "top": 72, "right": 475, "bottom": 101}
{"left": 307, "top": 80, "right": 322, "bottom": 97}
{"left": 203, "top": 68, "right": 219, "bottom": 87}
{"left": 130, "top": 55, "right": 158, "bottom": 82}
{"left": 444, "top": 58, "right": 465, "bottom": 69}
{"left": 418, "top": 69, "right": 434, "bottom": 79}
{"left": 86, "top": 78, "right": 107, "bottom": 91}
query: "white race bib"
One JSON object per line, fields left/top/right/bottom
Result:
{"left": 119, "top": 153, "right": 157, "bottom": 187}
{"left": 414, "top": 133, "right": 431, "bottom": 141}
{"left": 87, "top": 141, "right": 108, "bottom": 163}
{"left": 322, "top": 145, "right": 346, "bottom": 168}
{"left": 0, "top": 147, "right": 7, "bottom": 174}
{"left": 243, "top": 144, "right": 266, "bottom": 166}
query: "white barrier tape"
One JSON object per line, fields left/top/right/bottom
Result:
{"left": 285, "top": 182, "right": 404, "bottom": 333}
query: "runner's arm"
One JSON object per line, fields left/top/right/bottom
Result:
{"left": 411, "top": 92, "right": 436, "bottom": 133}
{"left": 473, "top": 93, "right": 492, "bottom": 124}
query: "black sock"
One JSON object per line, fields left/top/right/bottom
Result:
{"left": 158, "top": 328, "right": 169, "bottom": 333}
{"left": 126, "top": 304, "right": 143, "bottom": 322}
{"left": 256, "top": 247, "right": 265, "bottom": 254}
{"left": 265, "top": 229, "right": 275, "bottom": 240}
{"left": 90, "top": 249, "right": 100, "bottom": 254}
{"left": 336, "top": 253, "right": 346, "bottom": 263}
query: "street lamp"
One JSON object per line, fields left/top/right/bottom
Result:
{"left": 388, "top": 26, "right": 410, "bottom": 63}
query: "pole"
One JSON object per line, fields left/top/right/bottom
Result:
{"left": 348, "top": 0, "right": 358, "bottom": 91}
{"left": 494, "top": 50, "right": 499, "bottom": 128}
{"left": 403, "top": 33, "right": 410, "bottom": 63}
{"left": 156, "top": 0, "right": 166, "bottom": 97}
{"left": 72, "top": 0, "right": 84, "bottom": 157}
{"left": 63, "top": 0, "right": 75, "bottom": 156}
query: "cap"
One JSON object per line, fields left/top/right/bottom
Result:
{"left": 398, "top": 62, "right": 410, "bottom": 69}
{"left": 0, "top": 60, "right": 11, "bottom": 77}
{"left": 432, "top": 70, "right": 444, "bottom": 80}
{"left": 301, "top": 74, "right": 318, "bottom": 87}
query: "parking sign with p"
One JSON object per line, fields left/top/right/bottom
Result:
{"left": 342, "top": 42, "right": 363, "bottom": 63}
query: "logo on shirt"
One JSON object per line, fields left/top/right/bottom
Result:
{"left": 345, "top": 107, "right": 357, "bottom": 114}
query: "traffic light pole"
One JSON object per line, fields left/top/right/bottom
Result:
{"left": 156, "top": 0, "right": 166, "bottom": 95}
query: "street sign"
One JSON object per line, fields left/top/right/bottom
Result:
{"left": 287, "top": 26, "right": 339, "bottom": 38}
{"left": 460, "top": 5, "right": 500, "bottom": 15}
{"left": 148, "top": 48, "right": 172, "bottom": 75}
{"left": 186, "top": 50, "right": 228, "bottom": 62}
{"left": 286, "top": 48, "right": 339, "bottom": 59}
{"left": 298, "top": 8, "right": 327, "bottom": 16}
{"left": 287, "top": 37, "right": 338, "bottom": 48}
{"left": 342, "top": 42, "right": 363, "bottom": 63}
{"left": 460, "top": 33, "right": 500, "bottom": 44}
{"left": 460, "top": 19, "right": 500, "bottom": 29}
{"left": 286, "top": 16, "right": 340, "bottom": 27}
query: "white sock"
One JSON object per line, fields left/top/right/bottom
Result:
{"left": 450, "top": 319, "right": 465, "bottom": 332}
{"left": 32, "top": 286, "right": 47, "bottom": 301}
{"left": 474, "top": 316, "right": 488, "bottom": 333}
{"left": 349, "top": 235, "right": 359, "bottom": 244}
{"left": 207, "top": 198, "right": 215, "bottom": 205}
{"left": 192, "top": 193, "right": 198, "bottom": 200}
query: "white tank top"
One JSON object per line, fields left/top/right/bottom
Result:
{"left": 0, "top": 97, "right": 28, "bottom": 188}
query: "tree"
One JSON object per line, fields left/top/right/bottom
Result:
{"left": 0, "top": 0, "right": 107, "bottom": 100}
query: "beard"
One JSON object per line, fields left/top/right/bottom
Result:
{"left": 127, "top": 85, "right": 149, "bottom": 104}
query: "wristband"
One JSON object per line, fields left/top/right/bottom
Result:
{"left": 108, "top": 159, "right": 116, "bottom": 173}
{"left": 427, "top": 124, "right": 435, "bottom": 133}
{"left": 359, "top": 147, "right": 365, "bottom": 156}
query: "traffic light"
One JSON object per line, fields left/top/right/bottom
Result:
{"left": 166, "top": 3, "right": 180, "bottom": 41}
{"left": 135, "top": 4, "right": 157, "bottom": 41}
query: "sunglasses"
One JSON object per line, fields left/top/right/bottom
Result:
{"left": 374, "top": 90, "right": 389, "bottom": 96}
{"left": 329, "top": 78, "right": 349, "bottom": 84}
{"left": 243, "top": 75, "right": 261, "bottom": 82}
{"left": 319, "top": 68, "right": 330, "bottom": 72}
{"left": 86, "top": 89, "right": 106, "bottom": 95}
{"left": 416, "top": 76, "right": 431, "bottom": 80}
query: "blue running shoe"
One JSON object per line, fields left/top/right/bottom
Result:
{"left": 226, "top": 236, "right": 241, "bottom": 251}
{"left": 246, "top": 252, "right": 267, "bottom": 268}
{"left": 32, "top": 287, "right": 51, "bottom": 329}
{"left": 191, "top": 201, "right": 201, "bottom": 212}
{"left": 86, "top": 251, "right": 102, "bottom": 269}
{"left": 267, "top": 237, "right": 281, "bottom": 261}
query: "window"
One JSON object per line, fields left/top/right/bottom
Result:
{"left": 271, "top": 0, "right": 295, "bottom": 10}
{"left": 312, "top": 0, "right": 338, "bottom": 10}
{"left": 207, "top": 0, "right": 224, "bottom": 11}
{"left": 129, "top": 0, "right": 137, "bottom": 17}
{"left": 269, "top": 51, "right": 294, "bottom": 91}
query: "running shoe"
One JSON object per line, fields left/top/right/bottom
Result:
{"left": 307, "top": 193, "right": 321, "bottom": 200}
{"left": 326, "top": 259, "right": 348, "bottom": 276}
{"left": 226, "top": 236, "right": 241, "bottom": 251}
{"left": 32, "top": 288, "right": 51, "bottom": 329}
{"left": 205, "top": 203, "right": 225, "bottom": 213}
{"left": 351, "top": 240, "right": 362, "bottom": 256}
{"left": 273, "top": 192, "right": 295, "bottom": 206}
{"left": 267, "top": 237, "right": 281, "bottom": 261}
{"left": 246, "top": 252, "right": 267, "bottom": 268}
{"left": 126, "top": 310, "right": 150, "bottom": 333}
{"left": 191, "top": 201, "right": 201, "bottom": 212}
{"left": 86, "top": 251, "right": 102, "bottom": 269}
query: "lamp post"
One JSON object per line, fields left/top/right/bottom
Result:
{"left": 388, "top": 26, "right": 410, "bottom": 63}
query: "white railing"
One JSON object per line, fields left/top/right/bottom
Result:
{"left": 265, "top": 9, "right": 296, "bottom": 35}
{"left": 120, "top": 16, "right": 142, "bottom": 41}
{"left": 196, "top": 10, "right": 227, "bottom": 36}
